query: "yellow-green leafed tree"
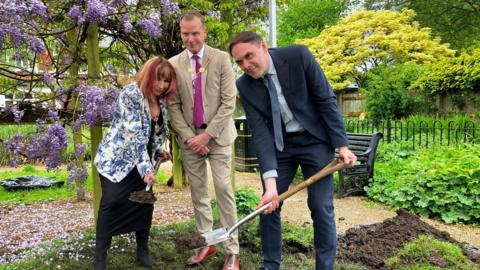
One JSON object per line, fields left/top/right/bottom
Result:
{"left": 298, "top": 9, "right": 455, "bottom": 91}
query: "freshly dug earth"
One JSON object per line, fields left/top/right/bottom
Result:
{"left": 336, "top": 209, "right": 480, "bottom": 269}
{"left": 175, "top": 233, "right": 206, "bottom": 252}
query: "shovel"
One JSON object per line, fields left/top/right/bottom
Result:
{"left": 201, "top": 159, "right": 347, "bottom": 246}
{"left": 128, "top": 157, "right": 163, "bottom": 204}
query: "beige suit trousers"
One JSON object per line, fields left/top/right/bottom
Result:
{"left": 180, "top": 134, "right": 239, "bottom": 255}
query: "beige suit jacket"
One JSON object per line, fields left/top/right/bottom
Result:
{"left": 168, "top": 45, "right": 237, "bottom": 146}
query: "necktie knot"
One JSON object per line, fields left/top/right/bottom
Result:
{"left": 192, "top": 55, "right": 201, "bottom": 73}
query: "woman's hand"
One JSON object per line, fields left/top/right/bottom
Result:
{"left": 143, "top": 172, "right": 157, "bottom": 185}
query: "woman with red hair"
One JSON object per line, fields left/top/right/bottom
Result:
{"left": 93, "top": 55, "right": 177, "bottom": 269}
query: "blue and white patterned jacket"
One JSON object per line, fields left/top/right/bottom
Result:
{"left": 94, "top": 82, "right": 168, "bottom": 183}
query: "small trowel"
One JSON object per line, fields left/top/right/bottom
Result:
{"left": 128, "top": 158, "right": 163, "bottom": 204}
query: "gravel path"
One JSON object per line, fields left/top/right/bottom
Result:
{"left": 0, "top": 186, "right": 193, "bottom": 264}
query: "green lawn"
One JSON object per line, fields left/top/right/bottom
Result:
{"left": 0, "top": 164, "right": 170, "bottom": 205}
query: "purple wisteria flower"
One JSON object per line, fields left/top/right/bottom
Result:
{"left": 61, "top": 55, "right": 72, "bottom": 65}
{"left": 120, "top": 14, "right": 132, "bottom": 34}
{"left": 205, "top": 10, "right": 220, "bottom": 20}
{"left": 105, "top": 64, "right": 118, "bottom": 76}
{"left": 28, "top": 0, "right": 47, "bottom": 17}
{"left": 45, "top": 123, "right": 68, "bottom": 169}
{"left": 3, "top": 133, "right": 25, "bottom": 167}
{"left": 75, "top": 144, "right": 86, "bottom": 156}
{"left": 246, "top": 0, "right": 265, "bottom": 9}
{"left": 48, "top": 110, "right": 59, "bottom": 120}
{"left": 67, "top": 163, "right": 88, "bottom": 185}
{"left": 71, "top": 118, "right": 85, "bottom": 132}
{"left": 86, "top": 0, "right": 108, "bottom": 23}
{"left": 1, "top": 1, "right": 29, "bottom": 18}
{"left": 27, "top": 122, "right": 68, "bottom": 170}
{"left": 1, "top": 0, "right": 48, "bottom": 53}
{"left": 43, "top": 71, "right": 54, "bottom": 87}
{"left": 75, "top": 84, "right": 119, "bottom": 126}
{"left": 1, "top": 24, "right": 23, "bottom": 49}
{"left": 139, "top": 13, "right": 162, "bottom": 39}
{"left": 30, "top": 21, "right": 40, "bottom": 30}
{"left": 66, "top": 143, "right": 88, "bottom": 186}
{"left": 28, "top": 37, "right": 46, "bottom": 54}
{"left": 124, "top": 20, "right": 133, "bottom": 34}
{"left": 161, "top": 0, "right": 180, "bottom": 16}
{"left": 10, "top": 106, "right": 25, "bottom": 124}
{"left": 68, "top": 5, "right": 82, "bottom": 23}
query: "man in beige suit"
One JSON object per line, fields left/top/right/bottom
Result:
{"left": 167, "top": 11, "right": 240, "bottom": 270}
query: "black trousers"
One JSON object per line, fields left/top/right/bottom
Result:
{"left": 260, "top": 132, "right": 336, "bottom": 270}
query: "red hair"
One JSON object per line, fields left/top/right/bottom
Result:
{"left": 134, "top": 55, "right": 177, "bottom": 105}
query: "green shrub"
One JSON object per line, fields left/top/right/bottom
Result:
{"left": 366, "top": 142, "right": 480, "bottom": 224}
{"left": 412, "top": 48, "right": 480, "bottom": 112}
{"left": 234, "top": 188, "right": 260, "bottom": 217}
{"left": 361, "top": 63, "right": 428, "bottom": 121}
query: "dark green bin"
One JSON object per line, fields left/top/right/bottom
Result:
{"left": 234, "top": 116, "right": 259, "bottom": 172}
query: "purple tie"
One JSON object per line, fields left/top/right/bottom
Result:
{"left": 192, "top": 55, "right": 204, "bottom": 128}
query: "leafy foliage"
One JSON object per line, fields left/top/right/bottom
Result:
{"left": 234, "top": 187, "right": 260, "bottom": 217}
{"left": 411, "top": 48, "right": 480, "bottom": 110}
{"left": 277, "top": 0, "right": 348, "bottom": 46}
{"left": 361, "top": 63, "right": 426, "bottom": 120}
{"left": 366, "top": 142, "right": 480, "bottom": 224}
{"left": 298, "top": 9, "right": 455, "bottom": 90}
{"left": 363, "top": 0, "right": 480, "bottom": 50}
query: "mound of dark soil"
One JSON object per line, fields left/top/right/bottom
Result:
{"left": 337, "top": 209, "right": 480, "bottom": 269}
{"left": 174, "top": 233, "right": 206, "bottom": 252}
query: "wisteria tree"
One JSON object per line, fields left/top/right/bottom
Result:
{"left": 1, "top": 0, "right": 270, "bottom": 222}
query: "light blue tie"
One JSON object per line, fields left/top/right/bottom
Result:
{"left": 266, "top": 74, "right": 284, "bottom": 152}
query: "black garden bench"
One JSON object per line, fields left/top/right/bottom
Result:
{"left": 337, "top": 132, "right": 383, "bottom": 197}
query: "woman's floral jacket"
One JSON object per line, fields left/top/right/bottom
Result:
{"left": 94, "top": 82, "right": 168, "bottom": 183}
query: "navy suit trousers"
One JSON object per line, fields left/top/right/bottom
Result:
{"left": 260, "top": 131, "right": 336, "bottom": 270}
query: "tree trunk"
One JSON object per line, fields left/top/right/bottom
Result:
{"left": 66, "top": 24, "right": 86, "bottom": 202}
{"left": 86, "top": 23, "right": 103, "bottom": 227}
{"left": 171, "top": 134, "right": 184, "bottom": 189}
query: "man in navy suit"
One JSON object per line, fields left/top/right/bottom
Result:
{"left": 229, "top": 31, "right": 357, "bottom": 270}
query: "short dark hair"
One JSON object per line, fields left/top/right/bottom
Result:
{"left": 180, "top": 10, "right": 205, "bottom": 27}
{"left": 229, "top": 31, "right": 263, "bottom": 55}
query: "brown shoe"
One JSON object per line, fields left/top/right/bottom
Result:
{"left": 223, "top": 254, "right": 240, "bottom": 270}
{"left": 186, "top": 245, "right": 217, "bottom": 265}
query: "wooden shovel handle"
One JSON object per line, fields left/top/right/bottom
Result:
{"left": 278, "top": 159, "right": 347, "bottom": 203}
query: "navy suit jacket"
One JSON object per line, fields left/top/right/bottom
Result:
{"left": 236, "top": 45, "right": 348, "bottom": 175}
